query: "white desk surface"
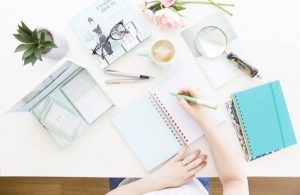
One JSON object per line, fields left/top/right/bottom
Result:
{"left": 0, "top": 0, "right": 300, "bottom": 177}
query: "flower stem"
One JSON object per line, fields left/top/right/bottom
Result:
{"left": 146, "top": 1, "right": 160, "bottom": 4}
{"left": 182, "top": 1, "right": 234, "bottom": 7}
{"left": 207, "top": 0, "right": 233, "bottom": 15}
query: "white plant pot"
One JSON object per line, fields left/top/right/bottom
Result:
{"left": 39, "top": 28, "right": 69, "bottom": 60}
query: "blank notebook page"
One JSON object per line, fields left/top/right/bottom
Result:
{"left": 112, "top": 94, "right": 181, "bottom": 171}
{"left": 151, "top": 68, "right": 225, "bottom": 144}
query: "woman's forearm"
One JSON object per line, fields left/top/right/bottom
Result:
{"left": 196, "top": 117, "right": 247, "bottom": 185}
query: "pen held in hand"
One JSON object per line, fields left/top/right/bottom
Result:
{"left": 170, "top": 92, "right": 218, "bottom": 110}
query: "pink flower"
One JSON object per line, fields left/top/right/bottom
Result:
{"left": 160, "top": 0, "right": 176, "bottom": 8}
{"left": 143, "top": 9, "right": 154, "bottom": 20}
{"left": 138, "top": 0, "right": 146, "bottom": 11}
{"left": 154, "top": 8, "right": 183, "bottom": 29}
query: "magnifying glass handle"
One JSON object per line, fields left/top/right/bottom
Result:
{"left": 227, "top": 52, "right": 261, "bottom": 78}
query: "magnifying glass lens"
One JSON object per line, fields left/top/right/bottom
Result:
{"left": 195, "top": 26, "right": 227, "bottom": 58}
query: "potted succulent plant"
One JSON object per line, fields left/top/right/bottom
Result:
{"left": 14, "top": 22, "right": 69, "bottom": 66}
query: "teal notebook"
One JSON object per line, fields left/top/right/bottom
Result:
{"left": 230, "top": 81, "right": 297, "bottom": 160}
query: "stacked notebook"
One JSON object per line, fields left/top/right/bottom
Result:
{"left": 226, "top": 81, "right": 297, "bottom": 161}
{"left": 112, "top": 68, "right": 225, "bottom": 171}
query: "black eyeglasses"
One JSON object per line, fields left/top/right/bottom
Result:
{"left": 92, "top": 20, "right": 129, "bottom": 60}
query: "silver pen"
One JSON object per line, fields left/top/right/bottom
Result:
{"left": 105, "top": 79, "right": 149, "bottom": 84}
{"left": 105, "top": 69, "right": 153, "bottom": 79}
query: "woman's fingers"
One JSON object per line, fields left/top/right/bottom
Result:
{"left": 173, "top": 145, "right": 188, "bottom": 161}
{"left": 178, "top": 96, "right": 192, "bottom": 110}
{"left": 188, "top": 160, "right": 207, "bottom": 176}
{"left": 178, "top": 88, "right": 190, "bottom": 95}
{"left": 182, "top": 150, "right": 201, "bottom": 165}
{"left": 178, "top": 88, "right": 200, "bottom": 98}
{"left": 186, "top": 154, "right": 207, "bottom": 171}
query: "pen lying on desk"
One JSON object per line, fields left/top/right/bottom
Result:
{"left": 105, "top": 69, "right": 153, "bottom": 79}
{"left": 105, "top": 79, "right": 149, "bottom": 84}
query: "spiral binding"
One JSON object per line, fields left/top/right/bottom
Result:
{"left": 234, "top": 96, "right": 253, "bottom": 156}
{"left": 150, "top": 93, "right": 188, "bottom": 145}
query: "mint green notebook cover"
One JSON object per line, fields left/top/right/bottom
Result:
{"left": 112, "top": 94, "right": 181, "bottom": 171}
{"left": 233, "top": 81, "right": 296, "bottom": 159}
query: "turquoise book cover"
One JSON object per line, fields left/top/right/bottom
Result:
{"left": 233, "top": 81, "right": 297, "bottom": 160}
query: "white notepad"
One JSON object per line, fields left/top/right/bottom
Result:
{"left": 112, "top": 68, "right": 225, "bottom": 171}
{"left": 60, "top": 70, "right": 113, "bottom": 124}
{"left": 41, "top": 100, "right": 82, "bottom": 140}
{"left": 181, "top": 12, "right": 243, "bottom": 88}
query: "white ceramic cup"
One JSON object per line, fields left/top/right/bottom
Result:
{"left": 136, "top": 40, "right": 176, "bottom": 68}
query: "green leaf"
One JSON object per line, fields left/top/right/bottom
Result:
{"left": 174, "top": 1, "right": 184, "bottom": 6}
{"left": 38, "top": 44, "right": 45, "bottom": 49}
{"left": 23, "top": 54, "right": 34, "bottom": 66}
{"left": 31, "top": 56, "right": 38, "bottom": 66}
{"left": 17, "top": 30, "right": 32, "bottom": 42}
{"left": 44, "top": 41, "right": 57, "bottom": 49}
{"left": 32, "top": 29, "right": 38, "bottom": 41}
{"left": 172, "top": 5, "right": 186, "bottom": 11}
{"left": 21, "top": 21, "right": 32, "bottom": 34}
{"left": 13, "top": 34, "right": 34, "bottom": 43}
{"left": 149, "top": 3, "right": 161, "bottom": 11}
{"left": 17, "top": 26, "right": 33, "bottom": 41}
{"left": 22, "top": 46, "right": 35, "bottom": 60}
{"left": 15, "top": 44, "right": 31, "bottom": 52}
{"left": 34, "top": 48, "right": 42, "bottom": 61}
{"left": 40, "top": 32, "right": 45, "bottom": 43}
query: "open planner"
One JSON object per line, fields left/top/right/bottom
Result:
{"left": 226, "top": 81, "right": 297, "bottom": 161}
{"left": 112, "top": 68, "right": 225, "bottom": 171}
{"left": 8, "top": 59, "right": 114, "bottom": 148}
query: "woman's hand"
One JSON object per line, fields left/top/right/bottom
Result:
{"left": 147, "top": 146, "right": 207, "bottom": 190}
{"left": 177, "top": 88, "right": 215, "bottom": 128}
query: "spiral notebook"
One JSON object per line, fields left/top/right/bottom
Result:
{"left": 112, "top": 68, "right": 225, "bottom": 171}
{"left": 226, "top": 81, "right": 297, "bottom": 161}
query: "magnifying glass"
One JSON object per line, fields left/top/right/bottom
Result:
{"left": 195, "top": 26, "right": 261, "bottom": 78}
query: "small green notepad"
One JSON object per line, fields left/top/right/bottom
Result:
{"left": 232, "top": 80, "right": 297, "bottom": 160}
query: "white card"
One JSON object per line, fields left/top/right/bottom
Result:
{"left": 42, "top": 101, "right": 82, "bottom": 139}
